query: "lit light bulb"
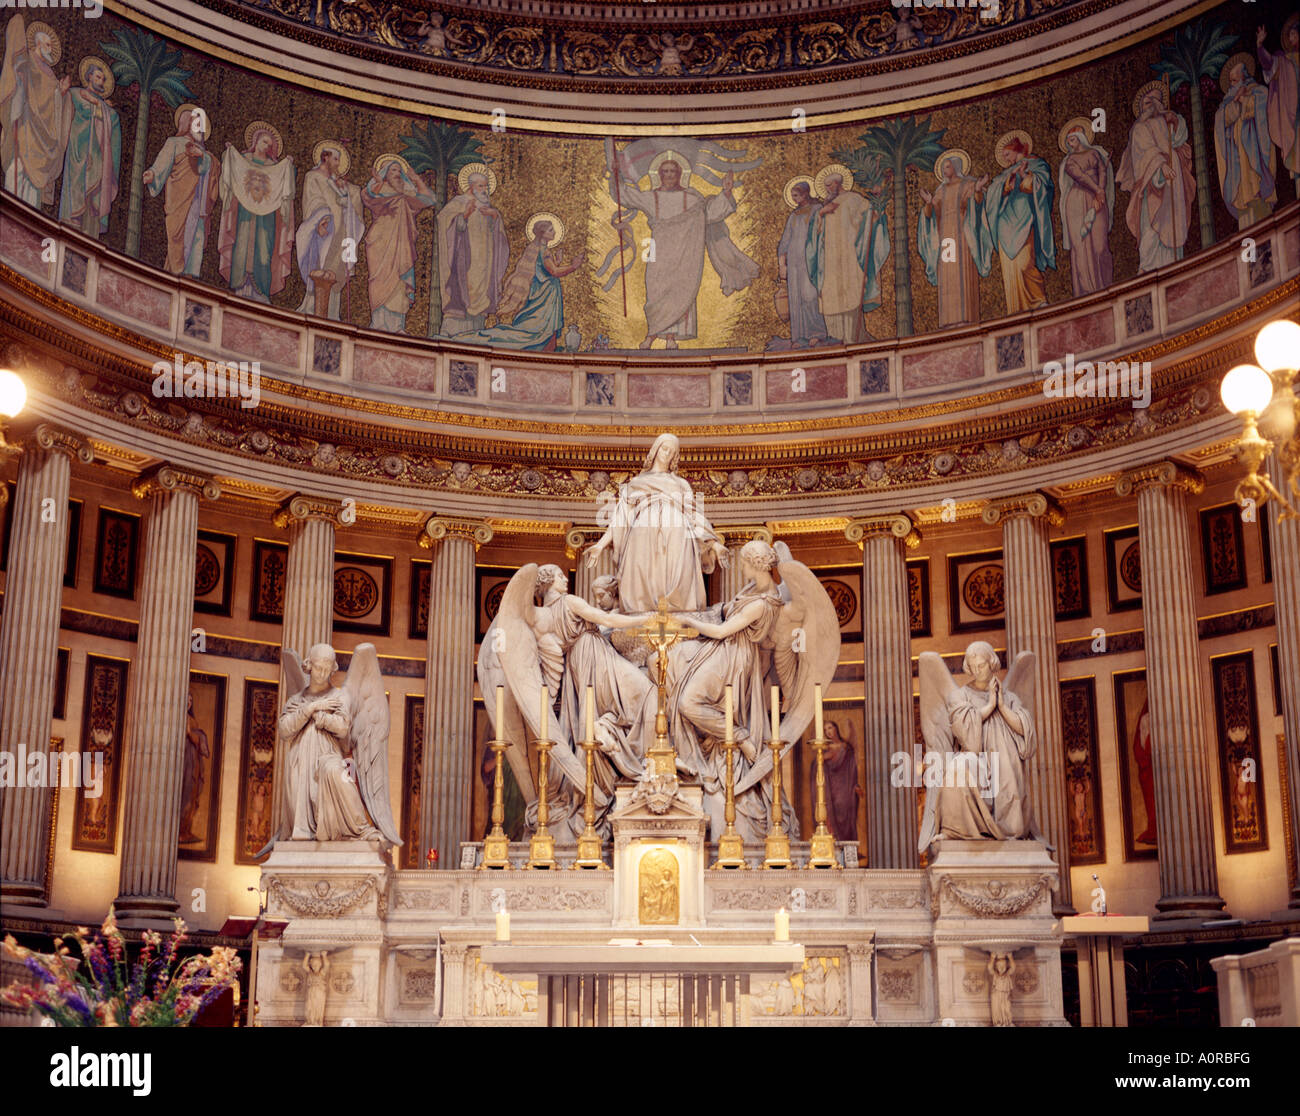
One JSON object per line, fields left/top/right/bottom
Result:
{"left": 1254, "top": 319, "right": 1300, "bottom": 375}
{"left": 1220, "top": 364, "right": 1273, "bottom": 416}
{"left": 0, "top": 368, "right": 26, "bottom": 419}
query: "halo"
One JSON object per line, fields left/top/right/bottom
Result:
{"left": 525, "top": 212, "right": 564, "bottom": 247}
{"left": 25, "top": 21, "right": 61, "bottom": 66}
{"left": 813, "top": 163, "right": 854, "bottom": 198}
{"left": 994, "top": 130, "right": 1033, "bottom": 168}
{"left": 1132, "top": 79, "right": 1168, "bottom": 117}
{"left": 1058, "top": 117, "right": 1093, "bottom": 154}
{"left": 1220, "top": 52, "right": 1256, "bottom": 94}
{"left": 175, "top": 103, "right": 210, "bottom": 140}
{"left": 1284, "top": 12, "right": 1299, "bottom": 39}
{"left": 243, "top": 121, "right": 284, "bottom": 158}
{"left": 648, "top": 150, "right": 692, "bottom": 188}
{"left": 933, "top": 148, "right": 971, "bottom": 181}
{"left": 78, "top": 57, "right": 114, "bottom": 98}
{"left": 373, "top": 153, "right": 415, "bottom": 183}
{"left": 312, "top": 140, "right": 350, "bottom": 176}
{"left": 782, "top": 175, "right": 815, "bottom": 209}
{"left": 457, "top": 162, "right": 498, "bottom": 195}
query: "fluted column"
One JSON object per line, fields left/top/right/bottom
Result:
{"left": 984, "top": 492, "right": 1073, "bottom": 913}
{"left": 266, "top": 495, "right": 344, "bottom": 844}
{"left": 421, "top": 517, "right": 493, "bottom": 865}
{"left": 566, "top": 526, "right": 613, "bottom": 604}
{"left": 1116, "top": 461, "right": 1227, "bottom": 920}
{"left": 0, "top": 426, "right": 92, "bottom": 910}
{"left": 114, "top": 466, "right": 219, "bottom": 925}
{"left": 1264, "top": 449, "right": 1300, "bottom": 907}
{"left": 845, "top": 515, "right": 920, "bottom": 869}
{"left": 712, "top": 526, "right": 773, "bottom": 605}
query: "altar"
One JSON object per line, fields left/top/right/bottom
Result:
{"left": 252, "top": 432, "right": 1068, "bottom": 1028}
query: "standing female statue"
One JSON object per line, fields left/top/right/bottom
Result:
{"left": 585, "top": 432, "right": 728, "bottom": 613}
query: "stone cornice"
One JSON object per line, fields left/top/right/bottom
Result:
{"left": 421, "top": 517, "right": 495, "bottom": 550}
{"left": 980, "top": 492, "right": 1066, "bottom": 527}
{"left": 132, "top": 464, "right": 221, "bottom": 502}
{"left": 845, "top": 515, "right": 921, "bottom": 550}
{"left": 273, "top": 494, "right": 349, "bottom": 529}
{"left": 1115, "top": 460, "right": 1206, "bottom": 499}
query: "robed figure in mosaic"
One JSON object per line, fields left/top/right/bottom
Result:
{"left": 585, "top": 432, "right": 727, "bottom": 614}
{"left": 775, "top": 176, "right": 828, "bottom": 348}
{"left": 438, "top": 164, "right": 509, "bottom": 336}
{"left": 0, "top": 16, "right": 70, "bottom": 208}
{"left": 296, "top": 141, "right": 363, "bottom": 320}
{"left": 362, "top": 154, "right": 434, "bottom": 332}
{"left": 57, "top": 56, "right": 119, "bottom": 238}
{"left": 1257, "top": 18, "right": 1299, "bottom": 187}
{"left": 985, "top": 131, "right": 1056, "bottom": 314}
{"left": 607, "top": 139, "right": 760, "bottom": 350}
{"left": 144, "top": 104, "right": 217, "bottom": 277}
{"left": 918, "top": 150, "right": 992, "bottom": 328}
{"left": 917, "top": 642, "right": 1042, "bottom": 850}
{"left": 1057, "top": 118, "right": 1114, "bottom": 297}
{"left": 806, "top": 163, "right": 890, "bottom": 344}
{"left": 1117, "top": 81, "right": 1196, "bottom": 273}
{"left": 218, "top": 121, "right": 296, "bottom": 302}
{"left": 1214, "top": 54, "right": 1276, "bottom": 229}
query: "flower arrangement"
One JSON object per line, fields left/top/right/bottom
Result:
{"left": 1, "top": 908, "right": 242, "bottom": 1027}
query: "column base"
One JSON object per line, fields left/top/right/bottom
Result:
{"left": 0, "top": 900, "right": 65, "bottom": 924}
{"left": 1152, "top": 894, "right": 1229, "bottom": 922}
{"left": 0, "top": 882, "right": 49, "bottom": 907}
{"left": 113, "top": 894, "right": 181, "bottom": 929}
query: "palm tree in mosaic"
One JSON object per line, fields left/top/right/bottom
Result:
{"left": 1151, "top": 18, "right": 1238, "bottom": 251}
{"left": 398, "top": 120, "right": 488, "bottom": 337}
{"left": 99, "top": 27, "right": 195, "bottom": 260}
{"left": 835, "top": 115, "right": 947, "bottom": 338}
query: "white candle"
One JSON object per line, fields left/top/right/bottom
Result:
{"left": 495, "top": 684, "right": 505, "bottom": 736}
{"left": 774, "top": 907, "right": 789, "bottom": 943}
{"left": 724, "top": 685, "right": 734, "bottom": 742}
{"left": 771, "top": 686, "right": 780, "bottom": 740}
{"left": 496, "top": 909, "right": 510, "bottom": 942}
{"left": 539, "top": 685, "right": 548, "bottom": 740}
{"left": 814, "top": 683, "right": 824, "bottom": 740}
{"left": 586, "top": 685, "right": 595, "bottom": 743}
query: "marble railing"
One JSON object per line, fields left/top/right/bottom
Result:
{"left": 3, "top": 197, "right": 1295, "bottom": 431}
{"left": 1211, "top": 938, "right": 1300, "bottom": 1027}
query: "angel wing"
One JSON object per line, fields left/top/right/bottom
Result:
{"left": 343, "top": 644, "right": 402, "bottom": 847}
{"left": 281, "top": 648, "right": 307, "bottom": 698}
{"left": 477, "top": 617, "right": 538, "bottom": 803}
{"left": 477, "top": 564, "right": 586, "bottom": 799}
{"left": 735, "top": 549, "right": 840, "bottom": 794}
{"left": 916, "top": 652, "right": 960, "bottom": 852}
{"left": 1002, "top": 650, "right": 1036, "bottom": 723}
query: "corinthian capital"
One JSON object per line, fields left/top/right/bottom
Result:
{"left": 844, "top": 514, "right": 920, "bottom": 549}
{"left": 5, "top": 422, "right": 94, "bottom": 464}
{"left": 981, "top": 492, "right": 1065, "bottom": 527}
{"left": 421, "top": 516, "right": 494, "bottom": 550}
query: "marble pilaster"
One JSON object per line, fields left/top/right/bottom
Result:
{"left": 1116, "top": 462, "right": 1227, "bottom": 920}
{"left": 1263, "top": 449, "right": 1300, "bottom": 907}
{"left": 421, "top": 517, "right": 493, "bottom": 866}
{"left": 113, "top": 466, "right": 219, "bottom": 925}
{"left": 982, "top": 492, "right": 1073, "bottom": 913}
{"left": 845, "top": 515, "right": 920, "bottom": 870}
{"left": 0, "top": 425, "right": 92, "bottom": 910}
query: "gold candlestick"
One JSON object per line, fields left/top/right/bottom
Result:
{"left": 763, "top": 710, "right": 792, "bottom": 869}
{"left": 479, "top": 741, "right": 513, "bottom": 870}
{"left": 806, "top": 735, "right": 840, "bottom": 869}
{"left": 712, "top": 684, "right": 746, "bottom": 869}
{"left": 572, "top": 687, "right": 608, "bottom": 870}
{"left": 526, "top": 687, "right": 557, "bottom": 870}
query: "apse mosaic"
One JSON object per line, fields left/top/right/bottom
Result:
{"left": 0, "top": 2, "right": 1294, "bottom": 369}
